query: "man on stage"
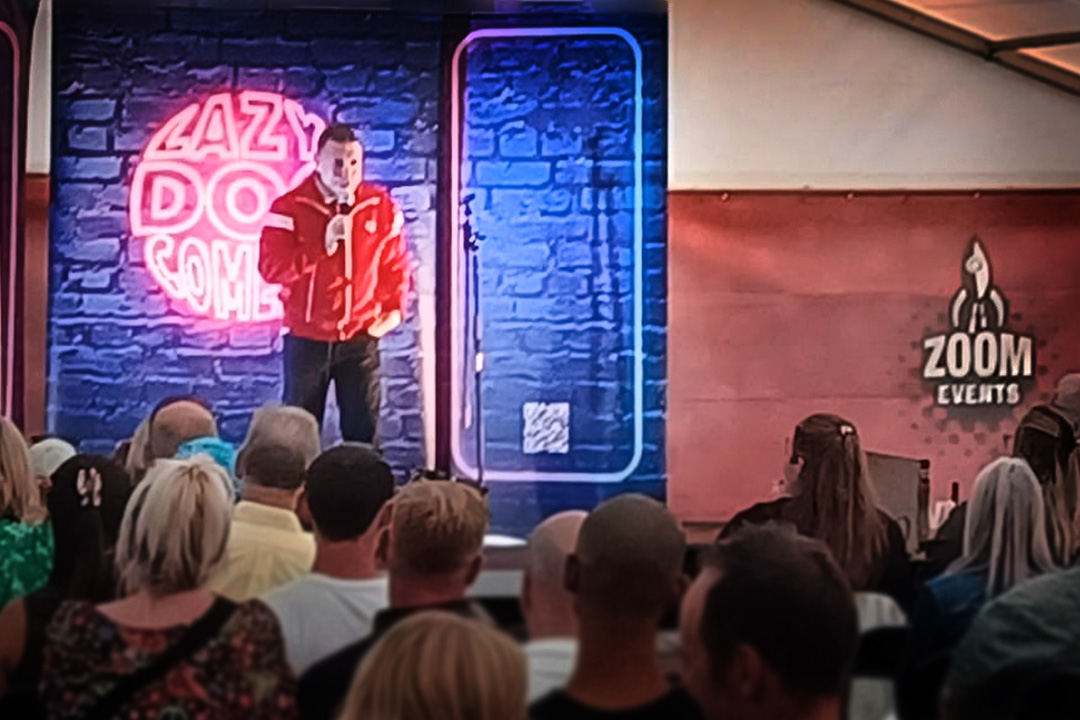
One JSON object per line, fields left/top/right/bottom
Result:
{"left": 259, "top": 124, "right": 411, "bottom": 444}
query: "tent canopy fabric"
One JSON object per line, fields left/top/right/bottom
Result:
{"left": 837, "top": 0, "right": 1080, "bottom": 96}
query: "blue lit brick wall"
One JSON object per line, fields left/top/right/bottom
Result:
{"left": 49, "top": 7, "right": 439, "bottom": 475}
{"left": 49, "top": 4, "right": 667, "bottom": 536}
{"left": 461, "top": 21, "right": 667, "bottom": 532}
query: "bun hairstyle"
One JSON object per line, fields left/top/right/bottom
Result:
{"left": 786, "top": 414, "right": 887, "bottom": 590}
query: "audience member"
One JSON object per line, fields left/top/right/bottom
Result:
{"left": 942, "top": 563, "right": 1080, "bottom": 720}
{"left": 530, "top": 494, "right": 701, "bottom": 720}
{"left": 208, "top": 429, "right": 318, "bottom": 600}
{"left": 0, "top": 417, "right": 52, "bottom": 611}
{"left": 680, "top": 526, "right": 858, "bottom": 720}
{"left": 298, "top": 480, "right": 490, "bottom": 720}
{"left": 521, "top": 510, "right": 586, "bottom": 701}
{"left": 145, "top": 396, "right": 217, "bottom": 465}
{"left": 176, "top": 436, "right": 239, "bottom": 493}
{"left": 121, "top": 417, "right": 150, "bottom": 483}
{"left": 1012, "top": 372, "right": 1080, "bottom": 564}
{"left": 39, "top": 456, "right": 297, "bottom": 719}
{"left": 263, "top": 445, "right": 395, "bottom": 674}
{"left": 0, "top": 455, "right": 130, "bottom": 695}
{"left": 721, "top": 413, "right": 912, "bottom": 608}
{"left": 27, "top": 438, "right": 76, "bottom": 494}
{"left": 909, "top": 458, "right": 1056, "bottom": 667}
{"left": 339, "top": 611, "right": 527, "bottom": 720}
{"left": 240, "top": 403, "right": 323, "bottom": 468}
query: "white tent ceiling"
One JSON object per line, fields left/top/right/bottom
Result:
{"left": 836, "top": 0, "right": 1080, "bottom": 95}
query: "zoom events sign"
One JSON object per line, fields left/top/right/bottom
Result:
{"left": 922, "top": 238, "right": 1034, "bottom": 407}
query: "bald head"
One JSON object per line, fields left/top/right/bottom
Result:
{"left": 571, "top": 494, "right": 686, "bottom": 620}
{"left": 523, "top": 511, "right": 587, "bottom": 638}
{"left": 148, "top": 401, "right": 217, "bottom": 463}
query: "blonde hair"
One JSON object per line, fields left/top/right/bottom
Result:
{"left": 949, "top": 457, "right": 1057, "bottom": 597}
{"left": 125, "top": 417, "right": 151, "bottom": 481}
{"left": 785, "top": 414, "right": 887, "bottom": 590}
{"left": 115, "top": 455, "right": 233, "bottom": 595}
{"left": 340, "top": 611, "right": 526, "bottom": 720}
{"left": 0, "top": 416, "right": 46, "bottom": 523}
{"left": 391, "top": 482, "right": 488, "bottom": 575}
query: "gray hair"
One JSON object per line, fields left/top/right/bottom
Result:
{"left": 949, "top": 457, "right": 1057, "bottom": 597}
{"left": 115, "top": 455, "right": 233, "bottom": 595}
{"left": 238, "top": 404, "right": 321, "bottom": 472}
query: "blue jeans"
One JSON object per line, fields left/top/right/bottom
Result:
{"left": 283, "top": 333, "right": 381, "bottom": 444}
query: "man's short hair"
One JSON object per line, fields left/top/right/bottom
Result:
{"left": 147, "top": 396, "right": 217, "bottom": 462}
{"left": 242, "top": 442, "right": 307, "bottom": 492}
{"left": 575, "top": 494, "right": 686, "bottom": 618}
{"left": 391, "top": 481, "right": 488, "bottom": 575}
{"left": 306, "top": 445, "right": 395, "bottom": 542}
{"left": 238, "top": 404, "right": 320, "bottom": 472}
{"left": 700, "top": 526, "right": 859, "bottom": 699}
{"left": 317, "top": 124, "right": 358, "bottom": 152}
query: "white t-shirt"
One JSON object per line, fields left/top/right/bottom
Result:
{"left": 525, "top": 637, "right": 578, "bottom": 701}
{"left": 263, "top": 573, "right": 389, "bottom": 674}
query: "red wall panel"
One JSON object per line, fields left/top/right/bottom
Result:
{"left": 669, "top": 192, "right": 1080, "bottom": 523}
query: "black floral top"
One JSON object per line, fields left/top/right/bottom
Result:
{"left": 41, "top": 599, "right": 298, "bottom": 720}
{"left": 0, "top": 518, "right": 53, "bottom": 610}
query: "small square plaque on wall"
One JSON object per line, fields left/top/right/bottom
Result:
{"left": 523, "top": 401, "right": 570, "bottom": 455}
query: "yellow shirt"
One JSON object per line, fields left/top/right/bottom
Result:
{"left": 210, "top": 501, "right": 316, "bottom": 602}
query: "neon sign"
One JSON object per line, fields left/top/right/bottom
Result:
{"left": 130, "top": 92, "right": 326, "bottom": 321}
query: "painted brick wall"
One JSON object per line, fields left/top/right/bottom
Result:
{"left": 49, "top": 5, "right": 668, "bottom": 535}
{"left": 466, "top": 21, "right": 668, "bottom": 531}
{"left": 50, "top": 7, "right": 439, "bottom": 476}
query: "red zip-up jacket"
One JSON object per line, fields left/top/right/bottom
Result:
{"left": 258, "top": 174, "right": 411, "bottom": 343}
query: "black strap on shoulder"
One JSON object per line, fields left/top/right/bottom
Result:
{"left": 83, "top": 598, "right": 238, "bottom": 720}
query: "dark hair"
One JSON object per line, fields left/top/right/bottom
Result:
{"left": 47, "top": 455, "right": 132, "bottom": 602}
{"left": 306, "top": 445, "right": 395, "bottom": 542}
{"left": 242, "top": 442, "right": 307, "bottom": 491}
{"left": 699, "top": 526, "right": 858, "bottom": 700}
{"left": 317, "top": 124, "right": 358, "bottom": 152}
{"left": 786, "top": 413, "right": 886, "bottom": 589}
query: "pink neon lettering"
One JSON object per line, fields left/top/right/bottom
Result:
{"left": 239, "top": 91, "right": 288, "bottom": 162}
{"left": 131, "top": 92, "right": 325, "bottom": 322}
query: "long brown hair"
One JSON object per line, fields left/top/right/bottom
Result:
{"left": 784, "top": 414, "right": 887, "bottom": 589}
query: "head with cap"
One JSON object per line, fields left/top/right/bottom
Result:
{"left": 681, "top": 526, "right": 858, "bottom": 720}
{"left": 785, "top": 413, "right": 886, "bottom": 590}
{"left": 566, "top": 494, "right": 687, "bottom": 625}
{"left": 46, "top": 454, "right": 131, "bottom": 601}
{"left": 949, "top": 457, "right": 1057, "bottom": 597}
{"left": 115, "top": 455, "right": 233, "bottom": 596}
{"left": 304, "top": 445, "right": 395, "bottom": 545}
{"left": 177, "top": 437, "right": 238, "bottom": 492}
{"left": 380, "top": 481, "right": 489, "bottom": 606}
{"left": 0, "top": 416, "right": 45, "bottom": 524}
{"left": 146, "top": 396, "right": 217, "bottom": 465}
{"left": 29, "top": 437, "right": 77, "bottom": 490}
{"left": 522, "top": 511, "right": 587, "bottom": 640}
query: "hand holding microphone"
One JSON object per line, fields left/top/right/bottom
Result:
{"left": 325, "top": 214, "right": 347, "bottom": 255}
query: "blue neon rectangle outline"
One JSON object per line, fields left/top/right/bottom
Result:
{"left": 450, "top": 27, "right": 645, "bottom": 483}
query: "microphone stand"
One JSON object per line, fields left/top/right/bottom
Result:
{"left": 462, "top": 195, "right": 486, "bottom": 487}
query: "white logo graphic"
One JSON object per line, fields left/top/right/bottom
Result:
{"left": 923, "top": 238, "right": 1034, "bottom": 407}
